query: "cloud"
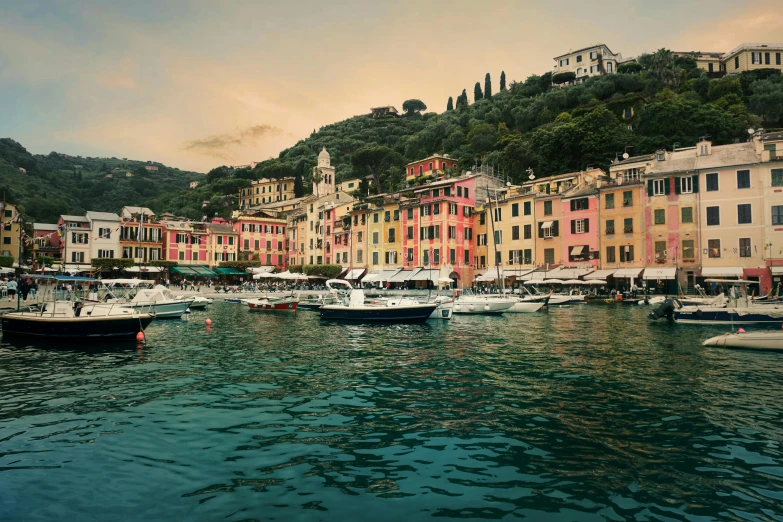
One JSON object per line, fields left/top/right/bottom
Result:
{"left": 182, "top": 124, "right": 284, "bottom": 160}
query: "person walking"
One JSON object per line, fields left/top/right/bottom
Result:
{"left": 20, "top": 278, "right": 30, "bottom": 301}
{"left": 7, "top": 278, "right": 17, "bottom": 301}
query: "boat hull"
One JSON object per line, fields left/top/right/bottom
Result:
{"left": 122, "top": 301, "right": 190, "bottom": 319}
{"left": 429, "top": 301, "right": 453, "bottom": 320}
{"left": 675, "top": 308, "right": 783, "bottom": 325}
{"left": 247, "top": 298, "right": 298, "bottom": 312}
{"left": 506, "top": 302, "right": 545, "bottom": 313}
{"left": 453, "top": 299, "right": 515, "bottom": 315}
{"left": 320, "top": 304, "right": 437, "bottom": 322}
{"left": 703, "top": 332, "right": 783, "bottom": 351}
{"left": 1, "top": 314, "right": 155, "bottom": 342}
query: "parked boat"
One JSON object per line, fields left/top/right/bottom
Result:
{"left": 453, "top": 290, "right": 516, "bottom": 315}
{"left": 118, "top": 285, "right": 191, "bottom": 319}
{"left": 298, "top": 295, "right": 339, "bottom": 310}
{"left": 246, "top": 294, "right": 299, "bottom": 312}
{"left": 506, "top": 300, "right": 546, "bottom": 313}
{"left": 519, "top": 286, "right": 570, "bottom": 306}
{"left": 380, "top": 295, "right": 454, "bottom": 320}
{"left": 319, "top": 280, "right": 437, "bottom": 322}
{"left": 177, "top": 295, "right": 212, "bottom": 309}
{"left": 703, "top": 330, "right": 783, "bottom": 351}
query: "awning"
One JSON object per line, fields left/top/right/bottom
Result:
{"left": 215, "top": 267, "right": 247, "bottom": 276}
{"left": 585, "top": 269, "right": 616, "bottom": 280}
{"left": 476, "top": 273, "right": 496, "bottom": 282}
{"left": 521, "top": 270, "right": 548, "bottom": 281}
{"left": 171, "top": 266, "right": 197, "bottom": 276}
{"left": 502, "top": 268, "right": 534, "bottom": 277}
{"left": 771, "top": 266, "right": 783, "bottom": 275}
{"left": 540, "top": 221, "right": 553, "bottom": 228}
{"left": 570, "top": 246, "right": 584, "bottom": 256}
{"left": 379, "top": 269, "right": 401, "bottom": 282}
{"left": 247, "top": 266, "right": 275, "bottom": 274}
{"left": 171, "top": 266, "right": 216, "bottom": 277}
{"left": 701, "top": 267, "right": 743, "bottom": 278}
{"left": 613, "top": 268, "right": 643, "bottom": 279}
{"left": 362, "top": 271, "right": 382, "bottom": 283}
{"left": 388, "top": 268, "right": 420, "bottom": 283}
{"left": 192, "top": 266, "right": 217, "bottom": 277}
{"left": 643, "top": 267, "right": 677, "bottom": 280}
{"left": 411, "top": 269, "right": 439, "bottom": 283}
{"left": 343, "top": 268, "right": 365, "bottom": 280}
{"left": 547, "top": 267, "right": 594, "bottom": 279}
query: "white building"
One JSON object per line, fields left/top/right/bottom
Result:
{"left": 86, "top": 211, "right": 121, "bottom": 260}
{"left": 313, "top": 147, "right": 336, "bottom": 198}
{"left": 553, "top": 44, "right": 622, "bottom": 83}
{"left": 60, "top": 215, "right": 92, "bottom": 271}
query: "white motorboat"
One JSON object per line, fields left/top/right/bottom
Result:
{"left": 320, "top": 280, "right": 437, "bottom": 322}
{"left": 506, "top": 301, "right": 546, "bottom": 313}
{"left": 703, "top": 330, "right": 783, "bottom": 351}
{"left": 381, "top": 295, "right": 454, "bottom": 320}
{"left": 453, "top": 290, "right": 516, "bottom": 315}
{"left": 246, "top": 294, "right": 299, "bottom": 312}
{"left": 518, "top": 286, "right": 570, "bottom": 305}
{"left": 177, "top": 295, "right": 212, "bottom": 309}
{"left": 120, "top": 285, "right": 191, "bottom": 319}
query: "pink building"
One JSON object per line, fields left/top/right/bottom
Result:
{"left": 561, "top": 185, "right": 600, "bottom": 267}
{"left": 233, "top": 213, "right": 287, "bottom": 269}
{"left": 162, "top": 220, "right": 209, "bottom": 265}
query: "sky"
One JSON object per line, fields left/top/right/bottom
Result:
{"left": 1, "top": 0, "right": 782, "bottom": 173}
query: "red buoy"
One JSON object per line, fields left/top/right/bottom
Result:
{"left": 205, "top": 318, "right": 212, "bottom": 326}
{"left": 136, "top": 331, "right": 145, "bottom": 342}
{"left": 737, "top": 328, "right": 746, "bottom": 334}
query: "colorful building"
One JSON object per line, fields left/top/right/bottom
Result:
{"left": 492, "top": 185, "right": 537, "bottom": 275}
{"left": 759, "top": 132, "right": 783, "bottom": 289}
{"left": 234, "top": 212, "right": 288, "bottom": 269}
{"left": 238, "top": 177, "right": 296, "bottom": 208}
{"left": 405, "top": 154, "right": 458, "bottom": 182}
{"left": 0, "top": 202, "right": 22, "bottom": 263}
{"left": 722, "top": 43, "right": 783, "bottom": 75}
{"left": 162, "top": 220, "right": 209, "bottom": 266}
{"left": 58, "top": 214, "right": 92, "bottom": 272}
{"left": 32, "top": 223, "right": 61, "bottom": 261}
{"left": 206, "top": 222, "right": 239, "bottom": 266}
{"left": 560, "top": 171, "right": 603, "bottom": 267}
{"left": 533, "top": 173, "right": 580, "bottom": 267}
{"left": 602, "top": 162, "right": 647, "bottom": 276}
{"left": 119, "top": 206, "right": 164, "bottom": 263}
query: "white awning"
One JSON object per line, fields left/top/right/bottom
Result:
{"left": 771, "top": 266, "right": 783, "bottom": 275}
{"left": 614, "top": 268, "right": 643, "bottom": 278}
{"left": 547, "top": 267, "right": 594, "bottom": 279}
{"left": 388, "top": 268, "right": 420, "bottom": 283}
{"left": 362, "top": 271, "right": 382, "bottom": 282}
{"left": 585, "top": 269, "right": 616, "bottom": 280}
{"left": 343, "top": 268, "right": 365, "bottom": 280}
{"left": 643, "top": 267, "right": 677, "bottom": 280}
{"left": 540, "top": 221, "right": 553, "bottom": 228}
{"left": 411, "top": 269, "right": 439, "bottom": 283}
{"left": 701, "top": 267, "right": 743, "bottom": 278}
{"left": 247, "top": 266, "right": 276, "bottom": 274}
{"left": 521, "top": 270, "right": 548, "bottom": 281}
{"left": 476, "top": 274, "right": 496, "bottom": 282}
{"left": 502, "top": 268, "right": 534, "bottom": 277}
{"left": 570, "top": 246, "right": 584, "bottom": 256}
{"left": 379, "top": 269, "right": 401, "bottom": 282}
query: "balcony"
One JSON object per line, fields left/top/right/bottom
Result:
{"left": 623, "top": 227, "right": 633, "bottom": 233}
{"left": 605, "top": 227, "right": 615, "bottom": 235}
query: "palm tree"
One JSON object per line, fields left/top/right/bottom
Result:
{"left": 311, "top": 167, "right": 323, "bottom": 197}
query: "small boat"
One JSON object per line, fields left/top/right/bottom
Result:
{"left": 177, "top": 295, "right": 212, "bottom": 309}
{"left": 223, "top": 298, "right": 246, "bottom": 304}
{"left": 118, "top": 285, "right": 191, "bottom": 319}
{"left": 453, "top": 290, "right": 516, "bottom": 315}
{"left": 320, "top": 280, "right": 436, "bottom": 322}
{"left": 380, "top": 295, "right": 454, "bottom": 320}
{"left": 298, "top": 295, "right": 338, "bottom": 310}
{"left": 506, "top": 300, "right": 546, "bottom": 313}
{"left": 246, "top": 294, "right": 299, "bottom": 312}
{"left": 519, "top": 286, "right": 570, "bottom": 306}
{"left": 703, "top": 330, "right": 783, "bottom": 351}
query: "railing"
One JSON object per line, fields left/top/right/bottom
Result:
{"left": 605, "top": 227, "right": 615, "bottom": 234}
{"left": 624, "top": 227, "right": 633, "bottom": 233}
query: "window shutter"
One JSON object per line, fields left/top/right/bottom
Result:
{"left": 584, "top": 218, "right": 589, "bottom": 233}
{"left": 692, "top": 175, "right": 699, "bottom": 193}
{"left": 674, "top": 178, "right": 681, "bottom": 195}
{"left": 538, "top": 223, "right": 544, "bottom": 238}
{"left": 552, "top": 220, "right": 559, "bottom": 237}
{"left": 647, "top": 180, "right": 654, "bottom": 197}
{"left": 570, "top": 220, "right": 576, "bottom": 234}
{"left": 570, "top": 200, "right": 576, "bottom": 212}
{"left": 665, "top": 178, "right": 671, "bottom": 195}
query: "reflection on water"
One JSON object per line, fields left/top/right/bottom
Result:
{"left": 1, "top": 305, "right": 782, "bottom": 521}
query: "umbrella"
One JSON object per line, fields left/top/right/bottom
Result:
{"left": 437, "top": 277, "right": 453, "bottom": 283}
{"left": 523, "top": 279, "right": 545, "bottom": 285}
{"left": 562, "top": 279, "right": 583, "bottom": 285}
{"left": 252, "top": 272, "right": 276, "bottom": 280}
{"left": 585, "top": 280, "right": 607, "bottom": 285}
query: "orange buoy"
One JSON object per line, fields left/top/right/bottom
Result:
{"left": 205, "top": 318, "right": 212, "bottom": 326}
{"left": 738, "top": 328, "right": 746, "bottom": 334}
{"left": 136, "top": 331, "right": 145, "bottom": 342}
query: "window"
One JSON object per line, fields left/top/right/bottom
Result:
{"left": 477, "top": 234, "right": 487, "bottom": 246}
{"left": 708, "top": 63, "right": 714, "bottom": 73}
{"left": 523, "top": 201, "right": 531, "bottom": 215}
{"left": 765, "top": 52, "right": 771, "bottom": 65}
{"left": 388, "top": 229, "right": 396, "bottom": 243}
{"left": 771, "top": 169, "right": 783, "bottom": 187}
{"left": 778, "top": 53, "right": 782, "bottom": 66}
{"left": 217, "top": 236, "right": 223, "bottom": 245}
{"left": 682, "top": 240, "right": 694, "bottom": 259}
{"left": 706, "top": 173, "right": 719, "bottom": 191}
{"left": 739, "top": 238, "right": 751, "bottom": 258}
{"left": 620, "top": 245, "right": 634, "bottom": 263}
{"left": 494, "top": 207, "right": 502, "bottom": 222}
{"left": 543, "top": 201, "right": 552, "bottom": 216}
{"left": 372, "top": 232, "right": 379, "bottom": 245}
{"left": 680, "top": 207, "right": 693, "bottom": 224}
{"left": 623, "top": 191, "right": 633, "bottom": 207}
{"left": 464, "top": 228, "right": 473, "bottom": 241}
{"left": 357, "top": 231, "right": 363, "bottom": 243}
{"left": 423, "top": 249, "right": 429, "bottom": 266}
{"left": 457, "top": 186, "right": 463, "bottom": 197}
{"left": 623, "top": 169, "right": 640, "bottom": 183}
{"left": 738, "top": 204, "right": 752, "bottom": 224}
{"left": 511, "top": 203, "right": 519, "bottom": 217}
{"left": 708, "top": 239, "right": 721, "bottom": 258}
{"left": 433, "top": 203, "right": 440, "bottom": 215}
{"left": 384, "top": 211, "right": 390, "bottom": 222}
{"left": 735, "top": 56, "right": 739, "bottom": 69}
{"left": 655, "top": 241, "right": 666, "bottom": 261}
{"left": 523, "top": 224, "right": 532, "bottom": 239}
{"left": 357, "top": 250, "right": 363, "bottom": 263}
{"left": 512, "top": 226, "right": 520, "bottom": 240}
{"left": 228, "top": 237, "right": 234, "bottom": 246}
{"left": 448, "top": 225, "right": 456, "bottom": 239}
{"left": 680, "top": 176, "right": 692, "bottom": 194}
{"left": 570, "top": 198, "right": 588, "bottom": 211}
{"left": 449, "top": 203, "right": 458, "bottom": 215}
{"left": 494, "top": 231, "right": 502, "bottom": 244}
{"left": 464, "top": 188, "right": 469, "bottom": 199}
{"left": 606, "top": 246, "right": 616, "bottom": 263}
{"left": 606, "top": 219, "right": 615, "bottom": 234}
{"left": 244, "top": 239, "right": 249, "bottom": 250}
{"left": 444, "top": 187, "right": 451, "bottom": 197}
{"left": 422, "top": 205, "right": 431, "bottom": 217}
{"left": 450, "top": 248, "right": 456, "bottom": 264}
{"left": 752, "top": 51, "right": 762, "bottom": 65}
{"left": 572, "top": 219, "right": 588, "bottom": 234}
{"left": 737, "top": 170, "right": 750, "bottom": 189}
{"left": 772, "top": 205, "right": 783, "bottom": 225}
{"left": 623, "top": 218, "right": 633, "bottom": 233}
{"left": 479, "top": 213, "right": 486, "bottom": 225}
{"left": 372, "top": 251, "right": 379, "bottom": 265}
{"left": 654, "top": 209, "right": 665, "bottom": 225}
{"left": 407, "top": 208, "right": 413, "bottom": 220}
{"left": 98, "top": 227, "right": 111, "bottom": 239}
{"left": 605, "top": 193, "right": 614, "bottom": 209}
{"left": 706, "top": 206, "right": 720, "bottom": 226}
{"left": 394, "top": 210, "right": 400, "bottom": 221}
{"left": 433, "top": 249, "right": 440, "bottom": 265}
{"left": 72, "top": 252, "right": 85, "bottom": 263}
{"left": 97, "top": 249, "right": 114, "bottom": 259}
{"left": 464, "top": 250, "right": 470, "bottom": 265}
{"left": 576, "top": 55, "right": 583, "bottom": 63}
{"left": 653, "top": 179, "right": 666, "bottom": 196}
{"left": 544, "top": 248, "right": 555, "bottom": 265}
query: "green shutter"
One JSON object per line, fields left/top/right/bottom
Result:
{"left": 674, "top": 177, "right": 681, "bottom": 195}
{"left": 692, "top": 175, "right": 699, "bottom": 193}
{"left": 552, "top": 220, "right": 559, "bottom": 237}
{"left": 647, "top": 180, "right": 654, "bottom": 197}
{"left": 664, "top": 178, "right": 671, "bottom": 195}
{"left": 584, "top": 218, "right": 590, "bottom": 233}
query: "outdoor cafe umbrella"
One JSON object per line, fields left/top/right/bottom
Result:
{"left": 585, "top": 280, "right": 607, "bottom": 285}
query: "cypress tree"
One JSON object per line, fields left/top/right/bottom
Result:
{"left": 456, "top": 89, "right": 468, "bottom": 109}
{"left": 484, "top": 73, "right": 492, "bottom": 99}
{"left": 447, "top": 96, "right": 454, "bottom": 111}
{"left": 474, "top": 82, "right": 483, "bottom": 102}
{"left": 500, "top": 71, "right": 506, "bottom": 91}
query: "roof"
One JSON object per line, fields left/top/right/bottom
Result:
{"left": 647, "top": 150, "right": 696, "bottom": 175}
{"left": 61, "top": 215, "right": 89, "bottom": 223}
{"left": 405, "top": 154, "right": 455, "bottom": 167}
{"left": 612, "top": 153, "right": 655, "bottom": 167}
{"left": 696, "top": 142, "right": 760, "bottom": 169}
{"left": 762, "top": 131, "right": 783, "bottom": 142}
{"left": 553, "top": 43, "right": 617, "bottom": 60}
{"left": 122, "top": 206, "right": 155, "bottom": 216}
{"left": 34, "top": 223, "right": 59, "bottom": 231}
{"left": 723, "top": 42, "right": 783, "bottom": 58}
{"left": 207, "top": 223, "right": 237, "bottom": 234}
{"left": 561, "top": 185, "right": 598, "bottom": 199}
{"left": 85, "top": 211, "right": 121, "bottom": 222}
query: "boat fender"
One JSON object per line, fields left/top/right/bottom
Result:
{"left": 469, "top": 304, "right": 475, "bottom": 311}
{"left": 484, "top": 304, "right": 490, "bottom": 311}
{"left": 136, "top": 331, "right": 145, "bottom": 342}
{"left": 205, "top": 318, "right": 212, "bottom": 326}
{"left": 738, "top": 328, "right": 745, "bottom": 333}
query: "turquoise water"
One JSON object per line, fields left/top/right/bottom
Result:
{"left": 1, "top": 304, "right": 782, "bottom": 521}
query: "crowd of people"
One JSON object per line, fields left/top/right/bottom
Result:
{"left": 2, "top": 277, "right": 38, "bottom": 302}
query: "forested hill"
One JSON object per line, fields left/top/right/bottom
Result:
{"left": 0, "top": 139, "right": 204, "bottom": 223}
{"left": 167, "top": 50, "right": 782, "bottom": 219}
{"left": 5, "top": 49, "right": 783, "bottom": 223}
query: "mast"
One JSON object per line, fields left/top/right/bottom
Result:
{"left": 16, "top": 212, "right": 22, "bottom": 311}
{"left": 487, "top": 186, "right": 504, "bottom": 293}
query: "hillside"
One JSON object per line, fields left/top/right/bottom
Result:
{"left": 158, "top": 49, "right": 782, "bottom": 219}
{"left": 0, "top": 139, "right": 205, "bottom": 223}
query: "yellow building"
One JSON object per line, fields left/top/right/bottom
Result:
{"left": 0, "top": 202, "right": 22, "bottom": 262}
{"left": 491, "top": 185, "right": 537, "bottom": 274}
{"left": 238, "top": 177, "right": 296, "bottom": 208}
{"left": 759, "top": 131, "right": 783, "bottom": 285}
{"left": 722, "top": 43, "right": 783, "bottom": 75}
{"left": 672, "top": 51, "right": 724, "bottom": 74}
{"left": 602, "top": 164, "right": 647, "bottom": 272}
{"left": 553, "top": 43, "right": 623, "bottom": 83}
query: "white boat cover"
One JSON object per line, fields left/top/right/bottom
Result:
{"left": 642, "top": 267, "right": 677, "bottom": 280}
{"left": 584, "top": 269, "right": 616, "bottom": 280}
{"left": 700, "top": 267, "right": 743, "bottom": 278}
{"left": 614, "top": 268, "right": 644, "bottom": 278}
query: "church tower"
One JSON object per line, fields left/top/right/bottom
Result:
{"left": 313, "top": 147, "right": 335, "bottom": 197}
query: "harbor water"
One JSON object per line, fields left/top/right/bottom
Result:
{"left": 1, "top": 304, "right": 782, "bottom": 521}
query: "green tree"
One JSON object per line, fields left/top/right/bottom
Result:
{"left": 649, "top": 49, "right": 681, "bottom": 88}
{"left": 618, "top": 62, "right": 643, "bottom": 74}
{"left": 749, "top": 78, "right": 783, "bottom": 123}
{"left": 456, "top": 89, "right": 469, "bottom": 110}
{"left": 402, "top": 99, "right": 427, "bottom": 116}
{"left": 552, "top": 72, "right": 576, "bottom": 85}
{"left": 484, "top": 73, "right": 492, "bottom": 99}
{"left": 351, "top": 146, "right": 404, "bottom": 194}
{"left": 707, "top": 76, "right": 743, "bottom": 102}
{"left": 446, "top": 96, "right": 454, "bottom": 111}
{"left": 500, "top": 71, "right": 506, "bottom": 91}
{"left": 467, "top": 123, "right": 497, "bottom": 155}
{"left": 474, "top": 82, "right": 483, "bottom": 102}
